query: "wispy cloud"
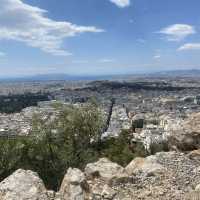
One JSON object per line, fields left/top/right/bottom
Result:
{"left": 158, "top": 24, "right": 196, "bottom": 41}
{"left": 178, "top": 43, "right": 200, "bottom": 51}
{"left": 98, "top": 59, "right": 116, "bottom": 63}
{"left": 153, "top": 54, "right": 161, "bottom": 59}
{"left": 109, "top": 0, "right": 130, "bottom": 8}
{"left": 153, "top": 49, "right": 161, "bottom": 60}
{"left": 0, "top": 0, "right": 104, "bottom": 56}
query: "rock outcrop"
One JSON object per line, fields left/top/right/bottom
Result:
{"left": 85, "top": 152, "right": 200, "bottom": 199}
{"left": 85, "top": 157, "right": 130, "bottom": 186}
{"left": 125, "top": 155, "right": 165, "bottom": 176}
{"left": 0, "top": 169, "right": 49, "bottom": 200}
{"left": 1, "top": 152, "right": 200, "bottom": 200}
{"left": 58, "top": 168, "right": 89, "bottom": 200}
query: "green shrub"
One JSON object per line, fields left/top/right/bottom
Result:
{"left": 100, "top": 130, "right": 147, "bottom": 166}
{"left": 0, "top": 138, "right": 24, "bottom": 181}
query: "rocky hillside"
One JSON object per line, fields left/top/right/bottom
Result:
{"left": 1, "top": 151, "right": 200, "bottom": 200}
{"left": 3, "top": 111, "right": 200, "bottom": 200}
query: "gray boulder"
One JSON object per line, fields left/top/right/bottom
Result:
{"left": 59, "top": 168, "right": 89, "bottom": 200}
{"left": 0, "top": 169, "right": 49, "bottom": 200}
{"left": 125, "top": 155, "right": 165, "bottom": 176}
{"left": 85, "top": 158, "right": 131, "bottom": 185}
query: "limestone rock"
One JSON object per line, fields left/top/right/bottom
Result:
{"left": 196, "top": 184, "right": 200, "bottom": 191}
{"left": 101, "top": 185, "right": 117, "bottom": 199}
{"left": 188, "top": 149, "right": 200, "bottom": 160}
{"left": 85, "top": 158, "right": 130, "bottom": 185}
{"left": 0, "top": 169, "right": 48, "bottom": 200}
{"left": 1, "top": 151, "right": 200, "bottom": 200}
{"left": 59, "top": 168, "right": 89, "bottom": 200}
{"left": 125, "top": 155, "right": 165, "bottom": 176}
{"left": 47, "top": 190, "right": 55, "bottom": 200}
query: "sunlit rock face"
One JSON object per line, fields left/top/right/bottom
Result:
{"left": 59, "top": 168, "right": 89, "bottom": 200}
{"left": 85, "top": 158, "right": 130, "bottom": 185}
{"left": 0, "top": 169, "right": 49, "bottom": 200}
{"left": 2, "top": 152, "right": 200, "bottom": 199}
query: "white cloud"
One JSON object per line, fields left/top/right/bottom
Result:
{"left": 153, "top": 49, "right": 161, "bottom": 59}
{"left": 159, "top": 24, "right": 196, "bottom": 41}
{"left": 98, "top": 59, "right": 115, "bottom": 63}
{"left": 0, "top": 51, "right": 6, "bottom": 57}
{"left": 178, "top": 43, "right": 200, "bottom": 51}
{"left": 154, "top": 54, "right": 161, "bottom": 59}
{"left": 109, "top": 0, "right": 130, "bottom": 8}
{"left": 0, "top": 0, "right": 104, "bottom": 56}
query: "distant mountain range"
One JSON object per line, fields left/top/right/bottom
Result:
{"left": 0, "top": 74, "right": 117, "bottom": 82}
{"left": 151, "top": 69, "right": 200, "bottom": 77}
{"left": 1, "top": 69, "right": 200, "bottom": 82}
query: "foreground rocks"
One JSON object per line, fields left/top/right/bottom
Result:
{"left": 85, "top": 158, "right": 131, "bottom": 186}
{"left": 125, "top": 155, "right": 165, "bottom": 176}
{"left": 86, "top": 152, "right": 200, "bottom": 199}
{"left": 58, "top": 168, "right": 89, "bottom": 200}
{"left": 1, "top": 152, "right": 200, "bottom": 199}
{"left": 0, "top": 169, "right": 50, "bottom": 200}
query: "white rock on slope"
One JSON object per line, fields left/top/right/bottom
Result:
{"left": 59, "top": 168, "right": 89, "bottom": 200}
{"left": 125, "top": 155, "right": 165, "bottom": 176}
{"left": 84, "top": 158, "right": 130, "bottom": 185}
{"left": 0, "top": 169, "right": 49, "bottom": 200}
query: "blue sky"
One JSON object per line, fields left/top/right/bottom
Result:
{"left": 0, "top": 0, "right": 200, "bottom": 77}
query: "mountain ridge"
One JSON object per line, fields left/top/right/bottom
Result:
{"left": 1, "top": 69, "right": 200, "bottom": 81}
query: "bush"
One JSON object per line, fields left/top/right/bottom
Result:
{"left": 100, "top": 130, "right": 147, "bottom": 166}
{"left": 0, "top": 138, "right": 23, "bottom": 180}
{"left": 20, "top": 102, "right": 104, "bottom": 190}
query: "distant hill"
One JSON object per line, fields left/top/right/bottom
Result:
{"left": 1, "top": 69, "right": 200, "bottom": 82}
{"left": 0, "top": 74, "right": 118, "bottom": 82}
{"left": 150, "top": 69, "right": 200, "bottom": 77}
